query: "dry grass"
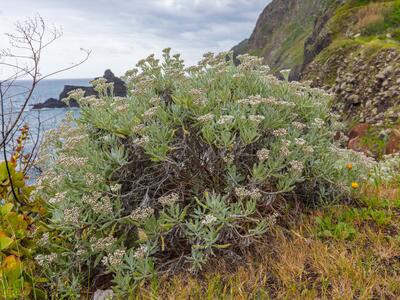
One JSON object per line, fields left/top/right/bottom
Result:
{"left": 134, "top": 188, "right": 400, "bottom": 300}
{"left": 354, "top": 2, "right": 391, "bottom": 33}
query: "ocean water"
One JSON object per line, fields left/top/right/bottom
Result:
{"left": 2, "top": 78, "right": 92, "bottom": 157}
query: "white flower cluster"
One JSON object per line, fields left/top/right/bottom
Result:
{"left": 133, "top": 135, "right": 150, "bottom": 147}
{"left": 369, "top": 153, "right": 400, "bottom": 184}
{"left": 249, "top": 115, "right": 265, "bottom": 124}
{"left": 63, "top": 207, "right": 80, "bottom": 224}
{"left": 149, "top": 96, "right": 161, "bottom": 105}
{"left": 75, "top": 246, "right": 86, "bottom": 258}
{"left": 130, "top": 207, "right": 155, "bottom": 221}
{"left": 143, "top": 107, "right": 158, "bottom": 118}
{"left": 133, "top": 244, "right": 149, "bottom": 259}
{"left": 112, "top": 99, "right": 129, "bottom": 113}
{"left": 290, "top": 160, "right": 304, "bottom": 173}
{"left": 91, "top": 78, "right": 114, "bottom": 94}
{"left": 236, "top": 54, "right": 264, "bottom": 71}
{"left": 304, "top": 145, "right": 315, "bottom": 154}
{"left": 66, "top": 89, "right": 86, "bottom": 101}
{"left": 294, "top": 138, "right": 306, "bottom": 146}
{"left": 131, "top": 124, "right": 145, "bottom": 134}
{"left": 35, "top": 253, "right": 57, "bottom": 267}
{"left": 80, "top": 95, "right": 107, "bottom": 108}
{"left": 222, "top": 153, "right": 235, "bottom": 164}
{"left": 272, "top": 128, "right": 288, "bottom": 137}
{"left": 292, "top": 121, "right": 307, "bottom": 130}
{"left": 58, "top": 123, "right": 83, "bottom": 139}
{"left": 281, "top": 139, "right": 292, "bottom": 157}
{"left": 83, "top": 192, "right": 113, "bottom": 214}
{"left": 48, "top": 192, "right": 67, "bottom": 205}
{"left": 257, "top": 148, "right": 270, "bottom": 161}
{"left": 197, "top": 113, "right": 215, "bottom": 123}
{"left": 189, "top": 88, "right": 205, "bottom": 96}
{"left": 44, "top": 172, "right": 63, "bottom": 186}
{"left": 331, "top": 146, "right": 377, "bottom": 170}
{"left": 238, "top": 95, "right": 263, "bottom": 106}
{"left": 266, "top": 212, "right": 279, "bottom": 227}
{"left": 217, "top": 115, "right": 235, "bottom": 125}
{"left": 58, "top": 154, "right": 88, "bottom": 168}
{"left": 37, "top": 232, "right": 50, "bottom": 247}
{"left": 235, "top": 187, "right": 262, "bottom": 200}
{"left": 201, "top": 214, "right": 217, "bottom": 225}
{"left": 312, "top": 118, "right": 325, "bottom": 129}
{"left": 90, "top": 236, "right": 117, "bottom": 252}
{"left": 110, "top": 183, "right": 122, "bottom": 193}
{"left": 193, "top": 96, "right": 208, "bottom": 106}
{"left": 84, "top": 173, "right": 103, "bottom": 186}
{"left": 102, "top": 249, "right": 126, "bottom": 268}
{"left": 64, "top": 134, "right": 88, "bottom": 150}
{"left": 158, "top": 192, "right": 180, "bottom": 206}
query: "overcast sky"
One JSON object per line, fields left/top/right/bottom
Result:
{"left": 0, "top": 0, "right": 268, "bottom": 79}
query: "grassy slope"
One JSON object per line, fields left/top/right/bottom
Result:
{"left": 135, "top": 185, "right": 400, "bottom": 299}
{"left": 314, "top": 0, "right": 400, "bottom": 67}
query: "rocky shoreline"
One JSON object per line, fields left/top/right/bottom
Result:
{"left": 32, "top": 69, "right": 127, "bottom": 109}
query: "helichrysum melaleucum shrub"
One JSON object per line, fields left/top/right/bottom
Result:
{"left": 35, "top": 49, "right": 372, "bottom": 297}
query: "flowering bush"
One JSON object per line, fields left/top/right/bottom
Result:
{"left": 35, "top": 49, "right": 370, "bottom": 298}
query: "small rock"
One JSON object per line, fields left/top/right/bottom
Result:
{"left": 348, "top": 94, "right": 361, "bottom": 104}
{"left": 93, "top": 289, "right": 114, "bottom": 300}
{"left": 386, "top": 127, "right": 400, "bottom": 154}
{"left": 376, "top": 72, "right": 385, "bottom": 80}
{"left": 383, "top": 65, "right": 394, "bottom": 75}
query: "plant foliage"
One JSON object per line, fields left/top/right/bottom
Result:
{"left": 35, "top": 49, "right": 371, "bottom": 297}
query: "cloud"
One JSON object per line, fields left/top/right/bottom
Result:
{"left": 0, "top": 0, "right": 268, "bottom": 78}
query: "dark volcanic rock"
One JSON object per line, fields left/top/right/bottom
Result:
{"left": 58, "top": 85, "right": 96, "bottom": 102}
{"left": 32, "top": 69, "right": 127, "bottom": 109}
{"left": 32, "top": 98, "right": 68, "bottom": 109}
{"left": 103, "top": 69, "right": 127, "bottom": 97}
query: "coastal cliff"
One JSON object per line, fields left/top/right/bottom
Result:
{"left": 234, "top": 0, "right": 400, "bottom": 156}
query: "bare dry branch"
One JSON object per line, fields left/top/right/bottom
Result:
{"left": 0, "top": 14, "right": 90, "bottom": 175}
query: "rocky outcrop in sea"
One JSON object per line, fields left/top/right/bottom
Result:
{"left": 32, "top": 69, "right": 127, "bottom": 109}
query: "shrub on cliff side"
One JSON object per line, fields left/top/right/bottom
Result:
{"left": 35, "top": 49, "right": 371, "bottom": 298}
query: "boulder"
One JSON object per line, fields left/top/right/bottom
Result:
{"left": 385, "top": 127, "right": 400, "bottom": 154}
{"left": 348, "top": 123, "right": 370, "bottom": 140}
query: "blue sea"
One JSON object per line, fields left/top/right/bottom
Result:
{"left": 2, "top": 78, "right": 92, "bottom": 158}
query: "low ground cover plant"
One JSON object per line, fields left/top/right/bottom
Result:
{"left": 34, "top": 50, "right": 373, "bottom": 298}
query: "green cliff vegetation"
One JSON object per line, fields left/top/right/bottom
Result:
{"left": 233, "top": 0, "right": 335, "bottom": 72}
{"left": 315, "top": 0, "right": 400, "bottom": 67}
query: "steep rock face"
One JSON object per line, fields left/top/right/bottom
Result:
{"left": 233, "top": 0, "right": 333, "bottom": 71}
